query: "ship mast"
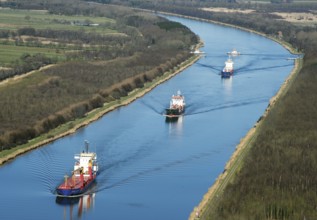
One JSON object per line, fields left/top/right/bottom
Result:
{"left": 85, "top": 140, "right": 89, "bottom": 153}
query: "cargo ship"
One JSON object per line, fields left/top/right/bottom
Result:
{"left": 227, "top": 49, "right": 240, "bottom": 56}
{"left": 165, "top": 90, "right": 185, "bottom": 118}
{"left": 221, "top": 57, "right": 234, "bottom": 78}
{"left": 56, "top": 141, "right": 98, "bottom": 196}
{"left": 190, "top": 49, "right": 205, "bottom": 54}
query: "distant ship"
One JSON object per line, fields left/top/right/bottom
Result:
{"left": 165, "top": 90, "right": 185, "bottom": 118}
{"left": 221, "top": 57, "right": 234, "bottom": 78}
{"left": 56, "top": 141, "right": 98, "bottom": 196}
{"left": 190, "top": 49, "right": 205, "bottom": 54}
{"left": 227, "top": 49, "right": 240, "bottom": 56}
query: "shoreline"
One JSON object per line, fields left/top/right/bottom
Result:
{"left": 0, "top": 52, "right": 202, "bottom": 166}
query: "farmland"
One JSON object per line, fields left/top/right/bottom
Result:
{"left": 0, "top": 8, "right": 117, "bottom": 66}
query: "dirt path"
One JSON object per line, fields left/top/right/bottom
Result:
{"left": 0, "top": 64, "right": 55, "bottom": 87}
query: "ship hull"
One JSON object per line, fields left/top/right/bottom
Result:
{"left": 165, "top": 108, "right": 184, "bottom": 118}
{"left": 56, "top": 176, "right": 96, "bottom": 196}
{"left": 221, "top": 70, "right": 233, "bottom": 78}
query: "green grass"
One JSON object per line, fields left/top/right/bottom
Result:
{"left": 0, "top": 44, "right": 65, "bottom": 65}
{"left": 0, "top": 8, "right": 122, "bottom": 66}
{"left": 0, "top": 8, "right": 116, "bottom": 32}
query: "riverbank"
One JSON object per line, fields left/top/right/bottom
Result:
{"left": 189, "top": 50, "right": 301, "bottom": 220}
{"left": 0, "top": 51, "right": 202, "bottom": 166}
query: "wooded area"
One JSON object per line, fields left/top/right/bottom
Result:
{"left": 0, "top": 0, "right": 198, "bottom": 149}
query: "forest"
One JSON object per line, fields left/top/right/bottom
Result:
{"left": 88, "top": 0, "right": 317, "bottom": 219}
{"left": 0, "top": 0, "right": 198, "bottom": 149}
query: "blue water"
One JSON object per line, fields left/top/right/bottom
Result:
{"left": 0, "top": 15, "right": 294, "bottom": 220}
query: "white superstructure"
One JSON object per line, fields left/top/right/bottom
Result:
{"left": 74, "top": 142, "right": 98, "bottom": 176}
{"left": 223, "top": 58, "right": 234, "bottom": 72}
{"left": 170, "top": 90, "right": 185, "bottom": 109}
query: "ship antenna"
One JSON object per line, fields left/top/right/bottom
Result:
{"left": 85, "top": 140, "right": 89, "bottom": 153}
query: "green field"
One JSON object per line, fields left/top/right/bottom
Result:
{"left": 0, "top": 8, "right": 116, "bottom": 31}
{"left": 0, "top": 8, "right": 119, "bottom": 66}
{"left": 0, "top": 44, "right": 65, "bottom": 65}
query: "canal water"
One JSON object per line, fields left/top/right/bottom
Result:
{"left": 0, "top": 15, "right": 294, "bottom": 220}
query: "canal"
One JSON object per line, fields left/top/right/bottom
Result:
{"left": 0, "top": 15, "right": 294, "bottom": 220}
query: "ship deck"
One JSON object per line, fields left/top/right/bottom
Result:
{"left": 58, "top": 175, "right": 92, "bottom": 190}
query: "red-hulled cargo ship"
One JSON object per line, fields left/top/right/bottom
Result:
{"left": 56, "top": 141, "right": 98, "bottom": 196}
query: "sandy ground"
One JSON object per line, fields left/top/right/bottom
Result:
{"left": 202, "top": 7, "right": 255, "bottom": 14}
{"left": 273, "top": 12, "right": 317, "bottom": 24}
{"left": 0, "top": 64, "right": 55, "bottom": 87}
{"left": 202, "top": 7, "right": 317, "bottom": 25}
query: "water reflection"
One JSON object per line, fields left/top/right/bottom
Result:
{"left": 221, "top": 76, "right": 233, "bottom": 96}
{"left": 56, "top": 193, "right": 95, "bottom": 220}
{"left": 166, "top": 115, "right": 184, "bottom": 137}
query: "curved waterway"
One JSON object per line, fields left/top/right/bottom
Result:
{"left": 0, "top": 15, "right": 294, "bottom": 220}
